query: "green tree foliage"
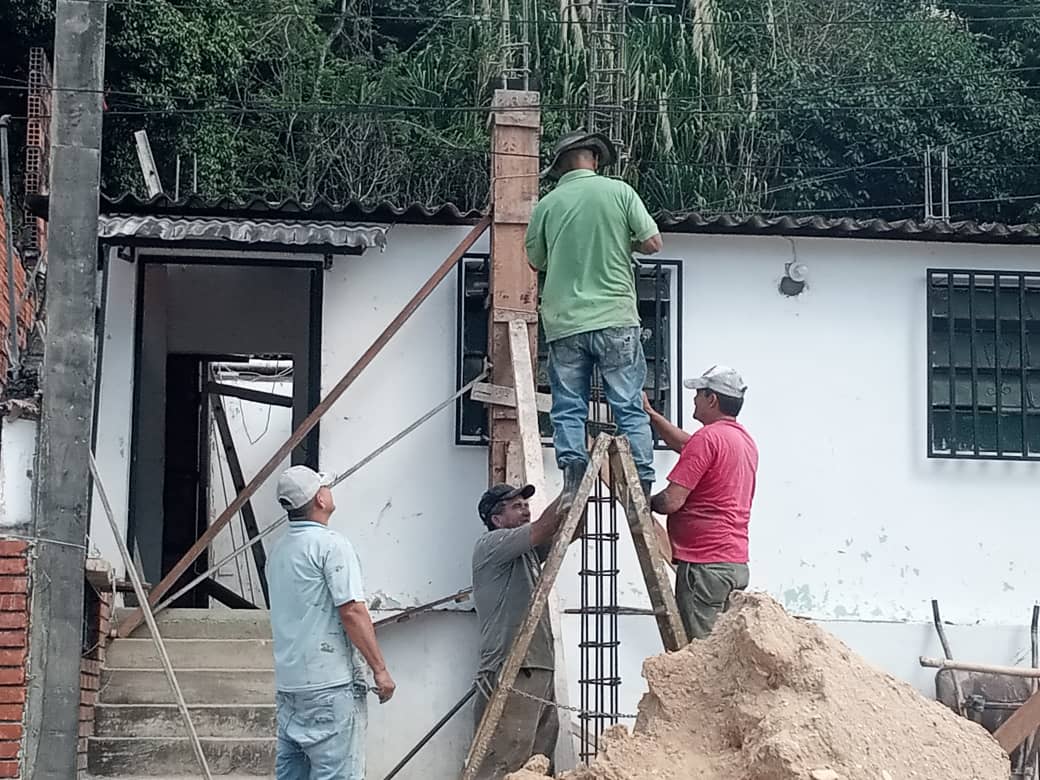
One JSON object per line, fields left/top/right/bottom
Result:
{"left": 1, "top": 0, "right": 1040, "bottom": 221}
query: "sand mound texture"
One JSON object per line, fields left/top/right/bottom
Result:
{"left": 508, "top": 592, "right": 1009, "bottom": 780}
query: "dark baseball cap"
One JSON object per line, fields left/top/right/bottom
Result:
{"left": 478, "top": 483, "right": 536, "bottom": 521}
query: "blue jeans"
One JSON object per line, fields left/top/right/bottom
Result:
{"left": 547, "top": 326, "right": 655, "bottom": 482}
{"left": 275, "top": 683, "right": 368, "bottom": 780}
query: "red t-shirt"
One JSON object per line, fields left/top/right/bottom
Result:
{"left": 666, "top": 419, "right": 758, "bottom": 564}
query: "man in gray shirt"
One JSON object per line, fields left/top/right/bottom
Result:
{"left": 472, "top": 482, "right": 573, "bottom": 779}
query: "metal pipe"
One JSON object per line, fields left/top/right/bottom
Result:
{"left": 383, "top": 686, "right": 476, "bottom": 780}
{"left": 920, "top": 657, "right": 1040, "bottom": 678}
{"left": 1029, "top": 605, "right": 1039, "bottom": 779}
{"left": 931, "top": 599, "right": 966, "bottom": 717}
{"left": 0, "top": 116, "right": 19, "bottom": 376}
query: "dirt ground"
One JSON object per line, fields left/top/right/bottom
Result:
{"left": 507, "top": 592, "right": 1010, "bottom": 780}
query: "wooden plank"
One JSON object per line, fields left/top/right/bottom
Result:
{"left": 995, "top": 688, "right": 1040, "bottom": 753}
{"left": 118, "top": 216, "right": 492, "bottom": 638}
{"left": 609, "top": 438, "right": 688, "bottom": 651}
{"left": 209, "top": 394, "right": 270, "bottom": 607}
{"left": 463, "top": 435, "right": 612, "bottom": 780}
{"left": 919, "top": 657, "right": 1040, "bottom": 678}
{"left": 204, "top": 381, "right": 293, "bottom": 408}
{"left": 507, "top": 318, "right": 579, "bottom": 772}
{"left": 472, "top": 381, "right": 609, "bottom": 419}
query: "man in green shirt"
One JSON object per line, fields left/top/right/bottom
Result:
{"left": 525, "top": 129, "right": 663, "bottom": 510}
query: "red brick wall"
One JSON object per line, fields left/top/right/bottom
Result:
{"left": 0, "top": 196, "right": 32, "bottom": 382}
{"left": 78, "top": 586, "right": 111, "bottom": 778}
{"left": 0, "top": 540, "right": 29, "bottom": 779}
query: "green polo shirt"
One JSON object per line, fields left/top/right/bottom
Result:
{"left": 525, "top": 169, "right": 659, "bottom": 343}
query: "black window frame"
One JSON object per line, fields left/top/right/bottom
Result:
{"left": 927, "top": 268, "right": 1040, "bottom": 461}
{"left": 455, "top": 254, "right": 683, "bottom": 447}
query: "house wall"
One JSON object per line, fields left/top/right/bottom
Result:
{"left": 317, "top": 225, "right": 1040, "bottom": 776}
{"left": 86, "top": 226, "right": 1040, "bottom": 776}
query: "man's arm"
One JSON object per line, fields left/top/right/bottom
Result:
{"left": 651, "top": 481, "right": 692, "bottom": 515}
{"left": 643, "top": 392, "right": 690, "bottom": 453}
{"left": 325, "top": 537, "right": 395, "bottom": 703}
{"left": 633, "top": 233, "right": 663, "bottom": 255}
{"left": 338, "top": 601, "right": 395, "bottom": 702}
{"left": 529, "top": 496, "right": 567, "bottom": 548}
{"left": 525, "top": 204, "right": 548, "bottom": 271}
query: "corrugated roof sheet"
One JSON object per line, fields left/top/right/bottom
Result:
{"left": 98, "top": 193, "right": 483, "bottom": 225}
{"left": 98, "top": 214, "right": 389, "bottom": 249}
{"left": 655, "top": 211, "right": 1040, "bottom": 244}
{"left": 88, "top": 192, "right": 1040, "bottom": 244}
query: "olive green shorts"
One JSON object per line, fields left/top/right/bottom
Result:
{"left": 675, "top": 561, "right": 750, "bottom": 641}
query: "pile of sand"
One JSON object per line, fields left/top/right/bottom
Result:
{"left": 509, "top": 592, "right": 1009, "bottom": 780}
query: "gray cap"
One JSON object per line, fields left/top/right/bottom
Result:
{"left": 683, "top": 365, "right": 747, "bottom": 398}
{"left": 542, "top": 129, "right": 617, "bottom": 180}
{"left": 277, "top": 465, "right": 334, "bottom": 511}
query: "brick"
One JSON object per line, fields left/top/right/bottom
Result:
{"left": 77, "top": 751, "right": 87, "bottom": 770}
{"left": 0, "top": 597, "right": 26, "bottom": 614}
{"left": 79, "top": 689, "right": 96, "bottom": 707}
{"left": 79, "top": 705, "right": 93, "bottom": 721}
{"left": 0, "top": 615, "right": 25, "bottom": 632}
{"left": 0, "top": 650, "right": 25, "bottom": 668}
{"left": 78, "top": 720, "right": 92, "bottom": 737}
{"left": 0, "top": 632, "right": 26, "bottom": 649}
{"left": 77, "top": 737, "right": 87, "bottom": 754}
{"left": 0, "top": 561, "right": 26, "bottom": 576}
{"left": 0, "top": 724, "right": 22, "bottom": 741}
{"left": 0, "top": 690, "right": 24, "bottom": 706}
{"left": 0, "top": 542, "right": 27, "bottom": 558}
{"left": 0, "top": 706, "right": 22, "bottom": 723}
{"left": 0, "top": 741, "right": 18, "bottom": 759}
{"left": 0, "top": 670, "right": 23, "bottom": 687}
{"left": 0, "top": 759, "right": 18, "bottom": 777}
{"left": 79, "top": 673, "right": 98, "bottom": 691}
{"left": 80, "top": 659, "right": 100, "bottom": 676}
{"left": 0, "top": 579, "right": 26, "bottom": 596}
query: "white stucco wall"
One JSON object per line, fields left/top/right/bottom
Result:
{"left": 208, "top": 374, "right": 294, "bottom": 604}
{"left": 0, "top": 417, "right": 37, "bottom": 529}
{"left": 90, "top": 252, "right": 137, "bottom": 572}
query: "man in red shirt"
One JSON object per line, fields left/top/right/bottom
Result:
{"left": 644, "top": 365, "right": 758, "bottom": 640}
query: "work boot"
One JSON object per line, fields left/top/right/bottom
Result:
{"left": 558, "top": 461, "right": 586, "bottom": 519}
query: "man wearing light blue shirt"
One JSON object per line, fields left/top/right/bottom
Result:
{"left": 266, "top": 465, "right": 395, "bottom": 779}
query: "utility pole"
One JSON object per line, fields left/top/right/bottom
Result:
{"left": 24, "top": 0, "right": 107, "bottom": 775}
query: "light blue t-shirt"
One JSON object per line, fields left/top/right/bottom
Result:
{"left": 266, "top": 521, "right": 367, "bottom": 692}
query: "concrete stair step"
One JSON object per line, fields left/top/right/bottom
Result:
{"left": 100, "top": 669, "right": 274, "bottom": 705}
{"left": 88, "top": 737, "right": 275, "bottom": 776}
{"left": 113, "top": 608, "right": 272, "bottom": 640}
{"left": 95, "top": 703, "right": 275, "bottom": 738}
{"left": 105, "top": 638, "right": 274, "bottom": 669}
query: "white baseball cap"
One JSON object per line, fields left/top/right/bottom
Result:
{"left": 277, "top": 465, "right": 334, "bottom": 511}
{"left": 683, "top": 365, "right": 747, "bottom": 398}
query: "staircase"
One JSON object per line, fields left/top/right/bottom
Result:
{"left": 89, "top": 609, "right": 277, "bottom": 778}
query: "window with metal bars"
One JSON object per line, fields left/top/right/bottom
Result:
{"left": 928, "top": 269, "right": 1040, "bottom": 459}
{"left": 456, "top": 255, "right": 682, "bottom": 446}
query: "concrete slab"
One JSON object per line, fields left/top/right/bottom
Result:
{"left": 88, "top": 737, "right": 275, "bottom": 776}
{"left": 104, "top": 638, "right": 274, "bottom": 670}
{"left": 114, "top": 608, "right": 272, "bottom": 639}
{"left": 95, "top": 703, "right": 275, "bottom": 738}
{"left": 99, "top": 669, "right": 274, "bottom": 705}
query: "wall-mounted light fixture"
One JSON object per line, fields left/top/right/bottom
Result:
{"left": 779, "top": 261, "right": 809, "bottom": 296}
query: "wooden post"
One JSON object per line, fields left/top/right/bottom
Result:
{"left": 609, "top": 438, "right": 688, "bottom": 651}
{"left": 487, "top": 89, "right": 540, "bottom": 485}
{"left": 507, "top": 318, "right": 579, "bottom": 771}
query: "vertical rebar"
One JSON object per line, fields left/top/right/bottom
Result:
{"left": 924, "top": 147, "right": 933, "bottom": 221}
{"left": 0, "top": 116, "right": 19, "bottom": 377}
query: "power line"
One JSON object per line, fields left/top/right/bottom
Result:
{"left": 62, "top": 2, "right": 1040, "bottom": 27}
